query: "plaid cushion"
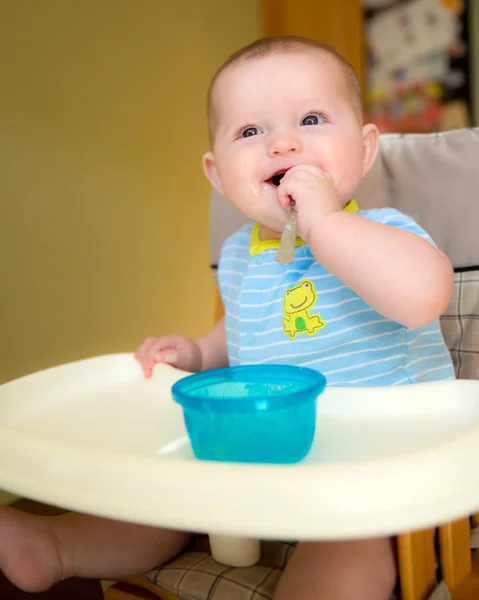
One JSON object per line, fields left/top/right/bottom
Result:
{"left": 134, "top": 271, "right": 478, "bottom": 600}
{"left": 143, "top": 537, "right": 295, "bottom": 600}
{"left": 440, "top": 270, "right": 479, "bottom": 380}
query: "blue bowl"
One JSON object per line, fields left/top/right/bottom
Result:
{"left": 171, "top": 365, "right": 326, "bottom": 464}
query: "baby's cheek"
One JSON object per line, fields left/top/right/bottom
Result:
{"left": 337, "top": 161, "right": 364, "bottom": 199}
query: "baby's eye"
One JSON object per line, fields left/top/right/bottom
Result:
{"left": 301, "top": 114, "right": 325, "bottom": 126}
{"left": 242, "top": 126, "right": 262, "bottom": 138}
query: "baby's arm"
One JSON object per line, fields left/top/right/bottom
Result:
{"left": 135, "top": 317, "right": 229, "bottom": 377}
{"left": 307, "top": 212, "right": 453, "bottom": 329}
{"left": 196, "top": 316, "right": 229, "bottom": 370}
{"left": 278, "top": 166, "right": 453, "bottom": 329}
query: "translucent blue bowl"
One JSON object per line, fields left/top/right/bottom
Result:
{"left": 171, "top": 365, "right": 326, "bottom": 464}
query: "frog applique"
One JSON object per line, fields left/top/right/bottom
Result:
{"left": 282, "top": 280, "right": 325, "bottom": 339}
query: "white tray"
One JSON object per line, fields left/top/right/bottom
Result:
{"left": 1, "top": 353, "right": 479, "bottom": 541}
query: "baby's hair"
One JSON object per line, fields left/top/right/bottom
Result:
{"left": 207, "top": 36, "right": 363, "bottom": 146}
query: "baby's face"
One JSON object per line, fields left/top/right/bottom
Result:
{"left": 203, "top": 51, "right": 376, "bottom": 235}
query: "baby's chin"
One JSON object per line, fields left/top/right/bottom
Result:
{"left": 258, "top": 223, "right": 283, "bottom": 241}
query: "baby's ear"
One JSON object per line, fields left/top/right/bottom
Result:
{"left": 202, "top": 152, "right": 224, "bottom": 195}
{"left": 361, "top": 123, "right": 379, "bottom": 177}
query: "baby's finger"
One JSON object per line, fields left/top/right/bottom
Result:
{"left": 135, "top": 338, "right": 168, "bottom": 378}
{"left": 285, "top": 164, "right": 331, "bottom": 180}
{"left": 277, "top": 183, "right": 294, "bottom": 210}
{"left": 135, "top": 337, "right": 157, "bottom": 367}
{"left": 146, "top": 336, "right": 186, "bottom": 375}
{"left": 154, "top": 349, "right": 179, "bottom": 365}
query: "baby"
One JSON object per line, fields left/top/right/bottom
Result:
{"left": 0, "top": 36, "right": 454, "bottom": 600}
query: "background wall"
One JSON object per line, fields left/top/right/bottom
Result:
{"left": 0, "top": 0, "right": 260, "bottom": 385}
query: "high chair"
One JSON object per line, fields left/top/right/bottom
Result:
{"left": 104, "top": 128, "right": 479, "bottom": 600}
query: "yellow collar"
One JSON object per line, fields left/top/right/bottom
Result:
{"left": 250, "top": 198, "right": 359, "bottom": 256}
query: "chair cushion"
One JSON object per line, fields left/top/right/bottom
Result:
{"left": 142, "top": 537, "right": 296, "bottom": 600}
{"left": 356, "top": 129, "right": 479, "bottom": 269}
{"left": 440, "top": 270, "right": 479, "bottom": 379}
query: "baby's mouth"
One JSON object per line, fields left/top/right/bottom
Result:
{"left": 267, "top": 170, "right": 288, "bottom": 187}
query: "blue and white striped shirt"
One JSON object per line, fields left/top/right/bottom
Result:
{"left": 218, "top": 208, "right": 455, "bottom": 387}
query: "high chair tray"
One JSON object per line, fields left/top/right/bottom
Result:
{"left": 1, "top": 353, "right": 479, "bottom": 541}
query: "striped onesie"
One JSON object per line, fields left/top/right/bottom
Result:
{"left": 218, "top": 207, "right": 454, "bottom": 387}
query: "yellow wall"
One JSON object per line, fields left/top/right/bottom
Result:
{"left": 0, "top": 1, "right": 260, "bottom": 384}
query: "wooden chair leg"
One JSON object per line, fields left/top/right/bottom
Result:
{"left": 105, "top": 582, "right": 160, "bottom": 600}
{"left": 450, "top": 552, "right": 479, "bottom": 600}
{"left": 105, "top": 578, "right": 182, "bottom": 600}
{"left": 438, "top": 518, "right": 472, "bottom": 592}
{"left": 397, "top": 528, "right": 437, "bottom": 600}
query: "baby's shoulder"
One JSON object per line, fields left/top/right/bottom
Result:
{"left": 360, "top": 207, "right": 410, "bottom": 225}
{"left": 219, "top": 223, "right": 253, "bottom": 265}
{"left": 221, "top": 223, "right": 252, "bottom": 251}
{"left": 360, "top": 207, "right": 434, "bottom": 243}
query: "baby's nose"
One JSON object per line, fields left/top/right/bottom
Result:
{"left": 268, "top": 132, "right": 302, "bottom": 156}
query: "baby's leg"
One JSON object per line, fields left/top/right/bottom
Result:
{"left": 0, "top": 506, "right": 190, "bottom": 592}
{"left": 273, "top": 537, "right": 396, "bottom": 600}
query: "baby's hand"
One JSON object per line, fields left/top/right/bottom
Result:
{"left": 277, "top": 165, "right": 342, "bottom": 241}
{"left": 134, "top": 335, "right": 202, "bottom": 378}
